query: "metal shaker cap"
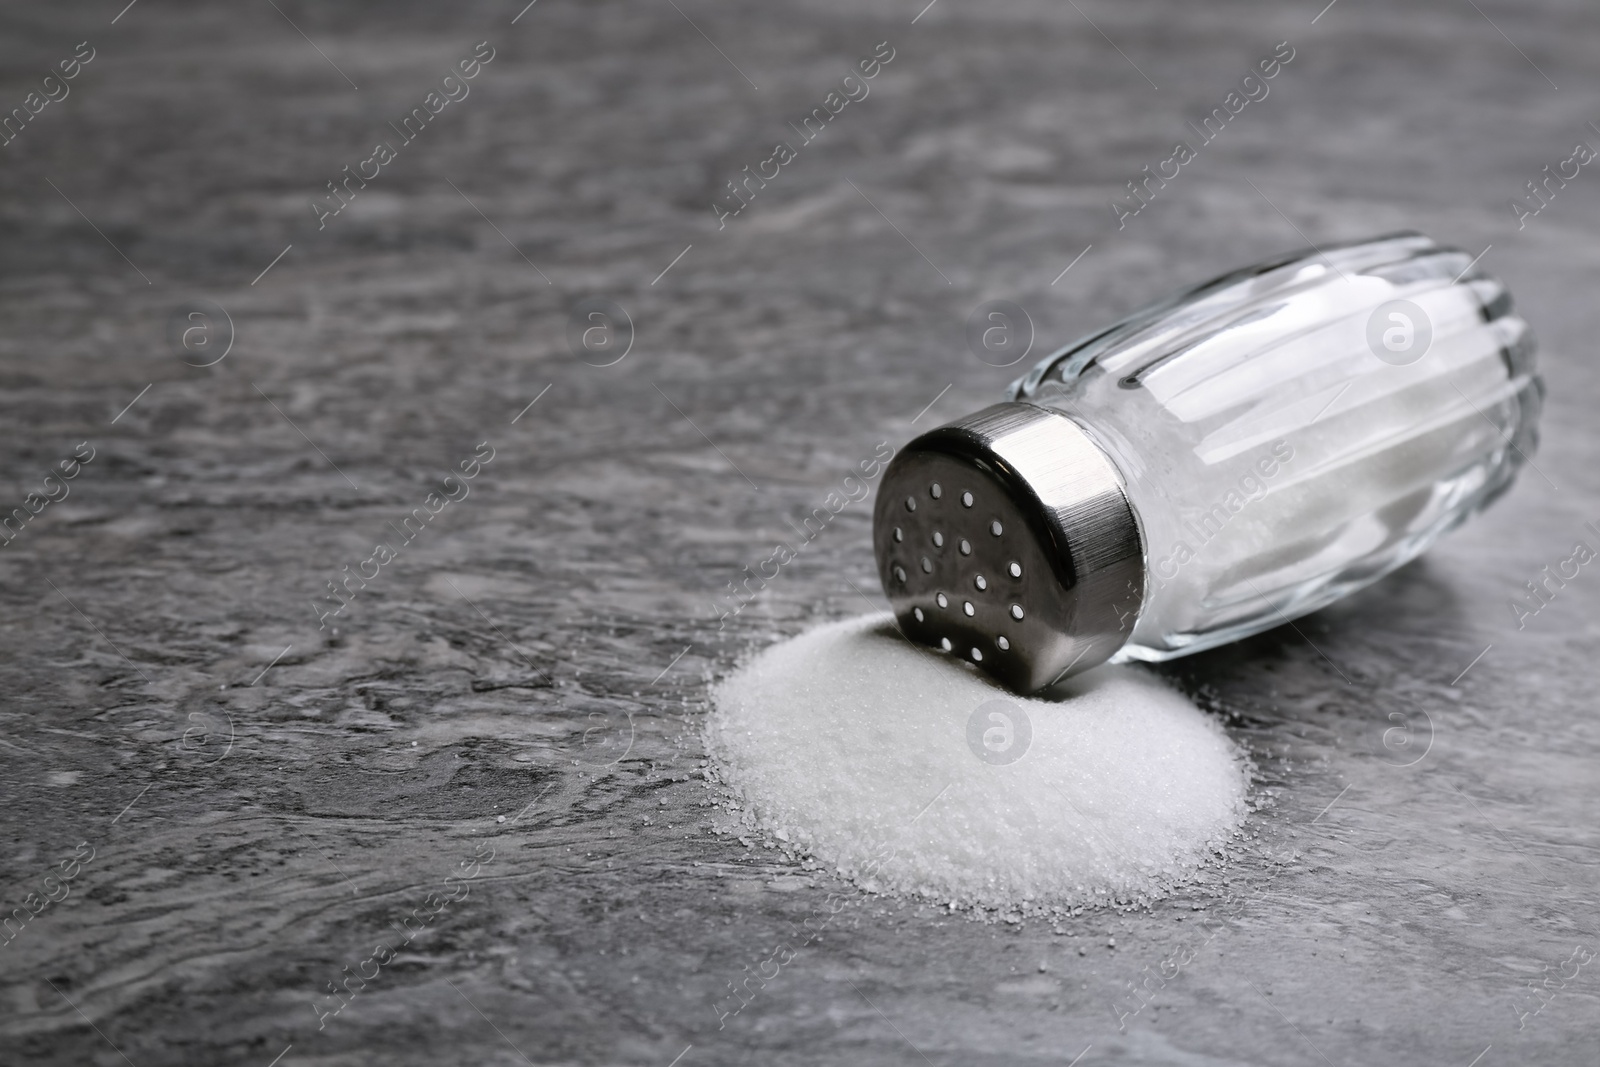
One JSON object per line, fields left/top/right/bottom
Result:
{"left": 872, "top": 402, "right": 1145, "bottom": 693}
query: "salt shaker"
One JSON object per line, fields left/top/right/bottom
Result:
{"left": 873, "top": 232, "right": 1542, "bottom": 693}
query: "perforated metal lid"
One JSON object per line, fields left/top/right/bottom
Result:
{"left": 872, "top": 402, "right": 1145, "bottom": 693}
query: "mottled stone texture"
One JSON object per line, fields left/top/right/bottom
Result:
{"left": 1, "top": 0, "right": 1597, "bottom": 1064}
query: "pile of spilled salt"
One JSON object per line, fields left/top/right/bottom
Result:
{"left": 708, "top": 614, "right": 1247, "bottom": 910}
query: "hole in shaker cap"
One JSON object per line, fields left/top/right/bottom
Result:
{"left": 996, "top": 635, "right": 1010, "bottom": 651}
{"left": 905, "top": 497, "right": 916, "bottom": 512}
{"left": 893, "top": 527, "right": 903, "bottom": 543}
{"left": 1008, "top": 561, "right": 1022, "bottom": 578}
{"left": 930, "top": 483, "right": 942, "bottom": 499}
{"left": 913, "top": 607, "right": 924, "bottom": 622}
{"left": 971, "top": 648, "right": 983, "bottom": 662}
{"left": 921, "top": 557, "right": 933, "bottom": 573}
{"left": 940, "top": 637, "right": 952, "bottom": 652}
{"left": 962, "top": 601, "right": 975, "bottom": 616}
{"left": 959, "top": 539, "right": 971, "bottom": 555}
{"left": 1010, "top": 604, "right": 1024, "bottom": 620}
{"left": 936, "top": 593, "right": 948, "bottom": 608}
{"left": 894, "top": 566, "right": 906, "bottom": 583}
{"left": 990, "top": 520, "right": 1003, "bottom": 536}
{"left": 974, "top": 575, "right": 987, "bottom": 591}
{"left": 961, "top": 492, "right": 974, "bottom": 507}
{"left": 932, "top": 531, "right": 944, "bottom": 547}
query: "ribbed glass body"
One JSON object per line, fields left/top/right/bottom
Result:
{"left": 1009, "top": 233, "right": 1542, "bottom": 661}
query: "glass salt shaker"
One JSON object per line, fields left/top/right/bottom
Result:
{"left": 873, "top": 232, "right": 1543, "bottom": 693}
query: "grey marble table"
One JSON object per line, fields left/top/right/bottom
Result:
{"left": 1, "top": 0, "right": 1597, "bottom": 1064}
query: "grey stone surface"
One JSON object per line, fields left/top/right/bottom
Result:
{"left": 1, "top": 0, "right": 1598, "bottom": 1064}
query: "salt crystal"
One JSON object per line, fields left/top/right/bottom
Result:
{"left": 709, "top": 614, "right": 1247, "bottom": 910}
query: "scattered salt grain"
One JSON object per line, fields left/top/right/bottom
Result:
{"left": 708, "top": 614, "right": 1247, "bottom": 910}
